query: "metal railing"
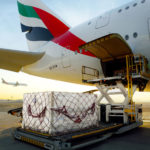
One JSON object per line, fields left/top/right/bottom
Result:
{"left": 126, "top": 54, "right": 147, "bottom": 121}
{"left": 82, "top": 66, "right": 99, "bottom": 82}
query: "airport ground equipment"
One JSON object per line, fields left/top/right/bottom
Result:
{"left": 85, "top": 55, "right": 148, "bottom": 124}
{"left": 13, "top": 55, "right": 146, "bottom": 149}
{"left": 13, "top": 91, "right": 143, "bottom": 149}
{"left": 8, "top": 107, "right": 22, "bottom": 117}
{"left": 14, "top": 121, "right": 142, "bottom": 150}
{"left": 13, "top": 106, "right": 143, "bottom": 149}
{"left": 104, "top": 104, "right": 142, "bottom": 124}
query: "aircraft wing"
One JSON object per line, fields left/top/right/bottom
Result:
{"left": 0, "top": 48, "right": 44, "bottom": 72}
{"left": 79, "top": 34, "right": 132, "bottom": 62}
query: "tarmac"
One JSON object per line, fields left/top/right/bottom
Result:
{"left": 0, "top": 115, "right": 150, "bottom": 150}
{"left": 86, "top": 122, "right": 150, "bottom": 150}
{"left": 0, "top": 101, "right": 150, "bottom": 150}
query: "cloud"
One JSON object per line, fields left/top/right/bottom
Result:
{"left": 0, "top": 0, "right": 28, "bottom": 50}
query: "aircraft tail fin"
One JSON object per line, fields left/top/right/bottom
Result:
{"left": 17, "top": 0, "right": 70, "bottom": 51}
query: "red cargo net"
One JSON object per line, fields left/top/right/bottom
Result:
{"left": 28, "top": 105, "right": 47, "bottom": 118}
{"left": 51, "top": 103, "right": 95, "bottom": 123}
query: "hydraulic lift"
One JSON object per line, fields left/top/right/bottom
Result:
{"left": 84, "top": 55, "right": 147, "bottom": 124}
{"left": 11, "top": 55, "right": 146, "bottom": 150}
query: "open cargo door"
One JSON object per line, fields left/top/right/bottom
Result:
{"left": 79, "top": 34, "right": 133, "bottom": 77}
{"left": 80, "top": 34, "right": 150, "bottom": 91}
{"left": 79, "top": 34, "right": 132, "bottom": 62}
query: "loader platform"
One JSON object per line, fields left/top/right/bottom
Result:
{"left": 14, "top": 122, "right": 142, "bottom": 150}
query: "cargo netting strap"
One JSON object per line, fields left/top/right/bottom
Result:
{"left": 23, "top": 92, "right": 98, "bottom": 136}
{"left": 51, "top": 103, "right": 95, "bottom": 123}
{"left": 28, "top": 105, "right": 47, "bottom": 118}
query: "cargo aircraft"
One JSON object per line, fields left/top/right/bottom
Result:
{"left": 0, "top": 0, "right": 150, "bottom": 91}
{"left": 1, "top": 78, "right": 27, "bottom": 87}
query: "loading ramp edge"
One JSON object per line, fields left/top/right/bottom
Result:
{"left": 84, "top": 74, "right": 149, "bottom": 84}
{"left": 13, "top": 122, "right": 142, "bottom": 150}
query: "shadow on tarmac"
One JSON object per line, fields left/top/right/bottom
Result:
{"left": 80, "top": 127, "right": 150, "bottom": 150}
{"left": 0, "top": 126, "right": 150, "bottom": 150}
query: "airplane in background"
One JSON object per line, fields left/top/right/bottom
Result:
{"left": 0, "top": 0, "right": 150, "bottom": 91}
{"left": 1, "top": 78, "right": 27, "bottom": 87}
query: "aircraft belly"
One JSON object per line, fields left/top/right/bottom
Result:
{"left": 22, "top": 52, "right": 103, "bottom": 85}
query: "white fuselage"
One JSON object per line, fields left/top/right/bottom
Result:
{"left": 22, "top": 0, "right": 150, "bottom": 84}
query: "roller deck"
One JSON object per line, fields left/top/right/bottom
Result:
{"left": 14, "top": 122, "right": 142, "bottom": 150}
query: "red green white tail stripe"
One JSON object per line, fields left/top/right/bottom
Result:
{"left": 17, "top": 0, "right": 94, "bottom": 57}
{"left": 17, "top": 0, "right": 70, "bottom": 51}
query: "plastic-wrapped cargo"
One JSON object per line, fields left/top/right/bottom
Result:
{"left": 22, "top": 92, "right": 98, "bottom": 135}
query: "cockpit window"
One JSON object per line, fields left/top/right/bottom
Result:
{"left": 118, "top": 9, "right": 122, "bottom": 13}
{"left": 125, "top": 6, "right": 129, "bottom": 10}
{"left": 133, "top": 32, "right": 138, "bottom": 38}
{"left": 141, "top": 0, "right": 146, "bottom": 3}
{"left": 133, "top": 3, "right": 137, "bottom": 7}
{"left": 88, "top": 21, "right": 91, "bottom": 25}
{"left": 125, "top": 35, "right": 129, "bottom": 40}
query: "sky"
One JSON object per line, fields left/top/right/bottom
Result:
{"left": 0, "top": 0, "right": 134, "bottom": 50}
{"left": 1, "top": 0, "right": 149, "bottom": 101}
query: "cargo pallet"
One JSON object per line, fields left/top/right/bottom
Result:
{"left": 14, "top": 122, "right": 142, "bottom": 150}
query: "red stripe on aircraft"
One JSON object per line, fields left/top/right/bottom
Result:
{"left": 33, "top": 7, "right": 95, "bottom": 57}
{"left": 52, "top": 31, "right": 95, "bottom": 57}
{"left": 33, "top": 7, "right": 69, "bottom": 37}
